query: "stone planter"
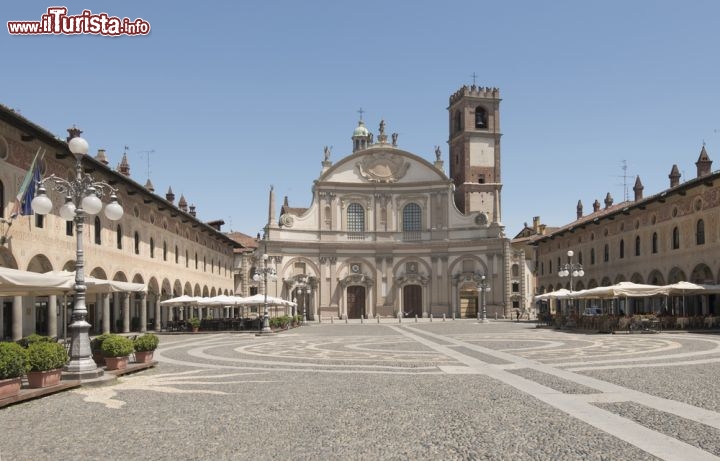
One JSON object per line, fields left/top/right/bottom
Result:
{"left": 27, "top": 369, "right": 62, "bottom": 389}
{"left": 134, "top": 351, "right": 154, "bottom": 363}
{"left": 0, "top": 377, "right": 22, "bottom": 399}
{"left": 105, "top": 356, "right": 129, "bottom": 371}
{"left": 92, "top": 351, "right": 106, "bottom": 366}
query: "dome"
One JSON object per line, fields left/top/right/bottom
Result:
{"left": 352, "top": 120, "right": 369, "bottom": 137}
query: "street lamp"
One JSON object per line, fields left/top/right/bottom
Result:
{"left": 253, "top": 253, "right": 276, "bottom": 334}
{"left": 558, "top": 250, "right": 584, "bottom": 315}
{"left": 31, "top": 135, "right": 123, "bottom": 380}
{"left": 477, "top": 275, "right": 490, "bottom": 323}
{"left": 299, "top": 285, "right": 311, "bottom": 324}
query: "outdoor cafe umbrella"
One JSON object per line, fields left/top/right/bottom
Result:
{"left": 665, "top": 281, "right": 705, "bottom": 316}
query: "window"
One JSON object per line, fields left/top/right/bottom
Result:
{"left": 549, "top": 261, "right": 552, "bottom": 274}
{"left": 402, "top": 203, "right": 421, "bottom": 240}
{"left": 185, "top": 250, "right": 189, "bottom": 268}
{"left": 175, "top": 245, "right": 179, "bottom": 264}
{"left": 474, "top": 106, "right": 487, "bottom": 128}
{"left": 635, "top": 236, "right": 641, "bottom": 256}
{"left": 590, "top": 248, "right": 595, "bottom": 265}
{"left": 66, "top": 221, "right": 73, "bottom": 237}
{"left": 697, "top": 220, "right": 705, "bottom": 245}
{"left": 116, "top": 225, "right": 122, "bottom": 250}
{"left": 619, "top": 239, "right": 625, "bottom": 259}
{"left": 511, "top": 282, "right": 519, "bottom": 293}
{"left": 163, "top": 241, "right": 167, "bottom": 261}
{"left": 35, "top": 214, "right": 44, "bottom": 228}
{"left": 477, "top": 174, "right": 485, "bottom": 184}
{"left": 578, "top": 252, "right": 583, "bottom": 265}
{"left": 0, "top": 180, "right": 4, "bottom": 218}
{"left": 652, "top": 232, "right": 658, "bottom": 254}
{"left": 150, "top": 238, "right": 155, "bottom": 258}
{"left": 603, "top": 244, "right": 609, "bottom": 262}
{"left": 134, "top": 232, "right": 140, "bottom": 255}
{"left": 347, "top": 203, "right": 365, "bottom": 239}
{"left": 195, "top": 252, "right": 198, "bottom": 269}
{"left": 672, "top": 227, "right": 680, "bottom": 250}
{"left": 511, "top": 264, "right": 519, "bottom": 277}
{"left": 203, "top": 257, "right": 207, "bottom": 272}
{"left": 94, "top": 216, "right": 101, "bottom": 245}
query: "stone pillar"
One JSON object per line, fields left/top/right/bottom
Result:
{"left": 140, "top": 293, "right": 147, "bottom": 332}
{"left": 122, "top": 293, "right": 130, "bottom": 333}
{"left": 154, "top": 296, "right": 161, "bottom": 331}
{"left": 112, "top": 292, "right": 120, "bottom": 331}
{"left": 48, "top": 295, "right": 58, "bottom": 339}
{"left": 12, "top": 296, "right": 22, "bottom": 341}
{"left": 102, "top": 293, "right": 111, "bottom": 334}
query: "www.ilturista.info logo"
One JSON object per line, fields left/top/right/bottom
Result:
{"left": 7, "top": 7, "right": 151, "bottom": 36}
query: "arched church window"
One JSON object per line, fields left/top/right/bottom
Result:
{"left": 116, "top": 225, "right": 122, "bottom": 250}
{"left": 475, "top": 106, "right": 487, "bottom": 128}
{"left": 347, "top": 203, "right": 365, "bottom": 239}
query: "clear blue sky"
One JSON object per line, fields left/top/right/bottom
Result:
{"left": 3, "top": 1, "right": 719, "bottom": 238}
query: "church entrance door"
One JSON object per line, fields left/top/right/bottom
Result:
{"left": 346, "top": 286, "right": 365, "bottom": 319}
{"left": 402, "top": 285, "right": 422, "bottom": 317}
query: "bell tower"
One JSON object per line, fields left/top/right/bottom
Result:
{"left": 448, "top": 85, "right": 502, "bottom": 223}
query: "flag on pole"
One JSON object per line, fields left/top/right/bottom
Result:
{"left": 9, "top": 148, "right": 42, "bottom": 219}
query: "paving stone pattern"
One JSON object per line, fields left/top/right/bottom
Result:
{"left": 1, "top": 321, "right": 719, "bottom": 460}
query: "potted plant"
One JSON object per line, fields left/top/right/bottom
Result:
{"left": 100, "top": 335, "right": 134, "bottom": 371}
{"left": 90, "top": 333, "right": 112, "bottom": 366}
{"left": 0, "top": 342, "right": 28, "bottom": 399}
{"left": 26, "top": 342, "right": 68, "bottom": 388}
{"left": 133, "top": 333, "right": 159, "bottom": 363}
{"left": 188, "top": 317, "right": 201, "bottom": 332}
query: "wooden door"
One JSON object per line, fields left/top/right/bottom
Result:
{"left": 346, "top": 286, "right": 366, "bottom": 319}
{"left": 402, "top": 285, "right": 422, "bottom": 317}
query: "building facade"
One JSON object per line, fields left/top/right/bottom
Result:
{"left": 532, "top": 146, "right": 720, "bottom": 316}
{"left": 255, "top": 86, "right": 512, "bottom": 320}
{"left": 0, "top": 105, "right": 239, "bottom": 340}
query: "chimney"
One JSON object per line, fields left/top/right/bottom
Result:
{"left": 166, "top": 186, "right": 175, "bottom": 204}
{"left": 669, "top": 164, "right": 681, "bottom": 188}
{"left": 144, "top": 178, "right": 155, "bottom": 193}
{"left": 95, "top": 149, "right": 109, "bottom": 165}
{"left": 66, "top": 126, "right": 82, "bottom": 142}
{"left": 576, "top": 200, "right": 583, "bottom": 220}
{"left": 593, "top": 199, "right": 601, "bottom": 213}
{"left": 696, "top": 145, "right": 712, "bottom": 178}
{"left": 532, "top": 216, "right": 540, "bottom": 232}
{"left": 633, "top": 176, "right": 644, "bottom": 201}
{"left": 189, "top": 204, "right": 196, "bottom": 217}
{"left": 604, "top": 192, "right": 613, "bottom": 209}
{"left": 178, "top": 194, "right": 188, "bottom": 212}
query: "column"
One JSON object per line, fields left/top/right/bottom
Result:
{"left": 154, "top": 295, "right": 161, "bottom": 331}
{"left": 48, "top": 295, "right": 58, "bottom": 339}
{"left": 102, "top": 293, "right": 110, "bottom": 334}
{"left": 122, "top": 292, "right": 130, "bottom": 333}
{"left": 112, "top": 292, "right": 120, "bottom": 331}
{"left": 140, "top": 293, "right": 147, "bottom": 333}
{"left": 12, "top": 296, "right": 22, "bottom": 341}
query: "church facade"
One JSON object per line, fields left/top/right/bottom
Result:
{"left": 258, "top": 86, "right": 513, "bottom": 320}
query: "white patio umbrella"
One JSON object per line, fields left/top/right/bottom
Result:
{"left": 159, "top": 294, "right": 201, "bottom": 306}
{"left": 665, "top": 281, "right": 705, "bottom": 316}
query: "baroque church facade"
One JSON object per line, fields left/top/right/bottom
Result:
{"left": 258, "top": 86, "right": 514, "bottom": 320}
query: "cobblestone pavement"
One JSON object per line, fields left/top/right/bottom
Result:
{"left": 3, "top": 320, "right": 720, "bottom": 460}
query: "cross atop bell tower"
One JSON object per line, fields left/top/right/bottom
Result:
{"left": 447, "top": 84, "right": 502, "bottom": 224}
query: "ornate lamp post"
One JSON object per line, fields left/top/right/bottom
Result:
{"left": 558, "top": 250, "right": 584, "bottom": 315}
{"left": 477, "top": 275, "right": 490, "bottom": 323}
{"left": 31, "top": 135, "right": 123, "bottom": 379}
{"left": 253, "top": 253, "right": 276, "bottom": 334}
{"left": 299, "top": 285, "right": 311, "bottom": 324}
